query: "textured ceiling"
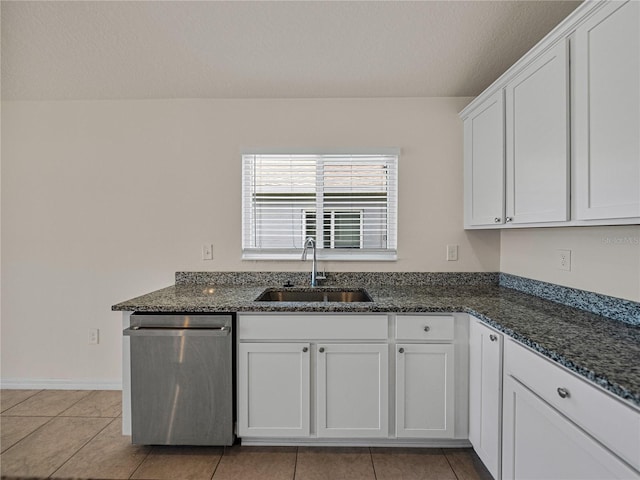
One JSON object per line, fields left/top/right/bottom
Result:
{"left": 1, "top": 0, "right": 582, "bottom": 100}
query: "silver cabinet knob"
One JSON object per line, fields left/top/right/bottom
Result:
{"left": 302, "top": 347, "right": 308, "bottom": 353}
{"left": 319, "top": 347, "right": 325, "bottom": 353}
{"left": 423, "top": 326, "right": 431, "bottom": 332}
{"left": 557, "top": 387, "right": 570, "bottom": 399}
{"left": 494, "top": 217, "right": 501, "bottom": 223}
{"left": 505, "top": 217, "right": 513, "bottom": 223}
{"left": 398, "top": 347, "right": 405, "bottom": 353}
{"left": 489, "top": 334, "right": 498, "bottom": 342}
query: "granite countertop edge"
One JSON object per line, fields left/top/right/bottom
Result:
{"left": 112, "top": 284, "right": 640, "bottom": 409}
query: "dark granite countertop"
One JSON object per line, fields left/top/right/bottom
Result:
{"left": 112, "top": 281, "right": 640, "bottom": 409}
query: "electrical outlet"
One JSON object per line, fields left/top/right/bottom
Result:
{"left": 202, "top": 244, "right": 213, "bottom": 260}
{"left": 446, "top": 244, "right": 458, "bottom": 261}
{"left": 556, "top": 249, "right": 571, "bottom": 271}
{"left": 88, "top": 328, "right": 99, "bottom": 345}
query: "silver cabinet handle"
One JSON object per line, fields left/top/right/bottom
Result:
{"left": 399, "top": 347, "right": 405, "bottom": 353}
{"left": 505, "top": 217, "right": 513, "bottom": 223}
{"left": 319, "top": 347, "right": 325, "bottom": 353}
{"left": 557, "top": 387, "right": 570, "bottom": 399}
{"left": 302, "top": 347, "right": 308, "bottom": 353}
{"left": 423, "top": 326, "right": 431, "bottom": 332}
{"left": 489, "top": 334, "right": 498, "bottom": 342}
{"left": 494, "top": 217, "right": 501, "bottom": 223}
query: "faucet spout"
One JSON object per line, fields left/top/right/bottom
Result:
{"left": 301, "top": 237, "right": 318, "bottom": 287}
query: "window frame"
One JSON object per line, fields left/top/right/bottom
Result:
{"left": 242, "top": 148, "right": 399, "bottom": 261}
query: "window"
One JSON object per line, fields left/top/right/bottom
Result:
{"left": 242, "top": 150, "right": 398, "bottom": 260}
{"left": 304, "top": 210, "right": 364, "bottom": 249}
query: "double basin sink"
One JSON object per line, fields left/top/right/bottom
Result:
{"left": 255, "top": 287, "right": 373, "bottom": 303}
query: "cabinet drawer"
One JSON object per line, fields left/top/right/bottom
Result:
{"left": 239, "top": 314, "right": 388, "bottom": 340}
{"left": 505, "top": 339, "right": 640, "bottom": 471}
{"left": 395, "top": 315, "right": 454, "bottom": 341}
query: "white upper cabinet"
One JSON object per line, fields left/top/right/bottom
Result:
{"left": 505, "top": 40, "right": 570, "bottom": 224}
{"left": 574, "top": 0, "right": 640, "bottom": 220}
{"left": 463, "top": 91, "right": 506, "bottom": 227}
{"left": 461, "top": 0, "right": 640, "bottom": 229}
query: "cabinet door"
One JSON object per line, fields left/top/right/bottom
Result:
{"left": 316, "top": 343, "right": 388, "bottom": 438}
{"left": 396, "top": 343, "right": 454, "bottom": 438}
{"left": 464, "top": 90, "right": 506, "bottom": 227}
{"left": 505, "top": 40, "right": 570, "bottom": 224}
{"left": 238, "top": 343, "right": 310, "bottom": 437}
{"left": 574, "top": 0, "right": 640, "bottom": 220}
{"left": 469, "top": 321, "right": 503, "bottom": 479}
{"left": 502, "top": 375, "right": 638, "bottom": 480}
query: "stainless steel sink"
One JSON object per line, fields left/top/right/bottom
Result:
{"left": 255, "top": 288, "right": 373, "bottom": 303}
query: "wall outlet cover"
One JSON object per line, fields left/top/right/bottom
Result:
{"left": 556, "top": 249, "right": 571, "bottom": 271}
{"left": 202, "top": 244, "right": 213, "bottom": 260}
{"left": 88, "top": 328, "right": 99, "bottom": 345}
{"left": 446, "top": 244, "right": 459, "bottom": 261}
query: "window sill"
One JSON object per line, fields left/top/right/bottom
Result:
{"left": 242, "top": 249, "right": 397, "bottom": 262}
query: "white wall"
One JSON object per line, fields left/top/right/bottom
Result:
{"left": 1, "top": 97, "right": 500, "bottom": 385}
{"left": 501, "top": 226, "right": 640, "bottom": 302}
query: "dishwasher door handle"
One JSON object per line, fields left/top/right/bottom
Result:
{"left": 123, "top": 326, "right": 230, "bottom": 337}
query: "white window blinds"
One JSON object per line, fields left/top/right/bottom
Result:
{"left": 242, "top": 151, "right": 398, "bottom": 260}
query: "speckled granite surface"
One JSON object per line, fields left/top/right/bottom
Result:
{"left": 500, "top": 273, "right": 640, "bottom": 326}
{"left": 175, "top": 271, "right": 500, "bottom": 286}
{"left": 113, "top": 272, "right": 640, "bottom": 408}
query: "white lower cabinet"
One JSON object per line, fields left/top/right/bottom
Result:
{"left": 237, "top": 313, "right": 462, "bottom": 444}
{"left": 502, "top": 375, "right": 637, "bottom": 480}
{"left": 396, "top": 343, "right": 454, "bottom": 438}
{"left": 238, "top": 342, "right": 310, "bottom": 437}
{"left": 501, "top": 338, "right": 640, "bottom": 480}
{"left": 316, "top": 343, "right": 388, "bottom": 438}
{"left": 238, "top": 341, "right": 388, "bottom": 439}
{"left": 238, "top": 313, "right": 392, "bottom": 441}
{"left": 468, "top": 319, "right": 503, "bottom": 480}
{"left": 467, "top": 324, "right": 640, "bottom": 480}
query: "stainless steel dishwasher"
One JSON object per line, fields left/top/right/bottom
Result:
{"left": 123, "top": 313, "right": 234, "bottom": 446}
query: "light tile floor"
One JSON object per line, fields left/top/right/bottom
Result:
{"left": 1, "top": 390, "right": 493, "bottom": 480}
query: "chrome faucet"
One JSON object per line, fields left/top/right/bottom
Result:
{"left": 301, "top": 236, "right": 319, "bottom": 287}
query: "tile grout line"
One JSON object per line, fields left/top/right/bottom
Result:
{"left": 48, "top": 415, "right": 117, "bottom": 479}
{"left": 442, "top": 448, "right": 461, "bottom": 480}
{"left": 127, "top": 442, "right": 154, "bottom": 480}
{"left": 292, "top": 446, "right": 298, "bottom": 480}
{"left": 208, "top": 446, "right": 224, "bottom": 480}
{"left": 56, "top": 390, "right": 95, "bottom": 417}
{"left": 0, "top": 389, "right": 44, "bottom": 414}
{"left": 57, "top": 414, "right": 122, "bottom": 419}
{"left": 369, "top": 447, "right": 378, "bottom": 480}
{"left": 0, "top": 415, "right": 57, "bottom": 455}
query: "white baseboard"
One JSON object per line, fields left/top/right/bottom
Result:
{"left": 0, "top": 378, "right": 122, "bottom": 390}
{"left": 240, "top": 438, "right": 472, "bottom": 448}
